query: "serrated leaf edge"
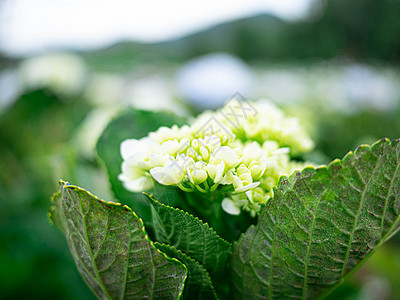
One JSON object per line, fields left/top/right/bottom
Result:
{"left": 58, "top": 179, "right": 189, "bottom": 299}
{"left": 233, "top": 138, "right": 400, "bottom": 300}
{"left": 144, "top": 192, "right": 232, "bottom": 250}
{"left": 48, "top": 190, "right": 60, "bottom": 225}
{"left": 154, "top": 242, "right": 219, "bottom": 300}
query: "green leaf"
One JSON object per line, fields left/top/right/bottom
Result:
{"left": 49, "top": 191, "right": 66, "bottom": 234}
{"left": 145, "top": 194, "right": 232, "bottom": 276}
{"left": 57, "top": 180, "right": 187, "bottom": 299}
{"left": 232, "top": 138, "right": 400, "bottom": 299}
{"left": 96, "top": 109, "right": 187, "bottom": 222}
{"left": 155, "top": 243, "right": 218, "bottom": 300}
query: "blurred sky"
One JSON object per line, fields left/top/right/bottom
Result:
{"left": 0, "top": 0, "right": 311, "bottom": 56}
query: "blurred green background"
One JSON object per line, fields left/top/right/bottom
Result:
{"left": 1, "top": 0, "right": 400, "bottom": 299}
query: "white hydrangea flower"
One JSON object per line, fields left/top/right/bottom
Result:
{"left": 19, "top": 53, "right": 87, "bottom": 97}
{"left": 119, "top": 99, "right": 314, "bottom": 216}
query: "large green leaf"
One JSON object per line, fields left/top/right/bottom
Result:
{"left": 96, "top": 109, "right": 187, "bottom": 222}
{"left": 57, "top": 180, "right": 187, "bottom": 299}
{"left": 155, "top": 243, "right": 218, "bottom": 300}
{"left": 145, "top": 194, "right": 232, "bottom": 276}
{"left": 232, "top": 138, "right": 400, "bottom": 299}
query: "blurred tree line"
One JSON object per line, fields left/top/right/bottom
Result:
{"left": 83, "top": 0, "right": 400, "bottom": 71}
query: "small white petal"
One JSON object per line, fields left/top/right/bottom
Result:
{"left": 189, "top": 169, "right": 207, "bottom": 185}
{"left": 242, "top": 142, "right": 265, "bottom": 165}
{"left": 150, "top": 126, "right": 177, "bottom": 142}
{"left": 235, "top": 182, "right": 260, "bottom": 193}
{"left": 125, "top": 152, "right": 151, "bottom": 170}
{"left": 212, "top": 146, "right": 240, "bottom": 169}
{"left": 245, "top": 190, "right": 253, "bottom": 202}
{"left": 232, "top": 175, "right": 243, "bottom": 189}
{"left": 160, "top": 140, "right": 180, "bottom": 155}
{"left": 121, "top": 161, "right": 144, "bottom": 180}
{"left": 249, "top": 165, "right": 263, "bottom": 179}
{"left": 122, "top": 176, "right": 153, "bottom": 192}
{"left": 188, "top": 161, "right": 208, "bottom": 184}
{"left": 221, "top": 170, "right": 235, "bottom": 185}
{"left": 150, "top": 167, "right": 172, "bottom": 185}
{"left": 214, "top": 161, "right": 225, "bottom": 183}
{"left": 194, "top": 161, "right": 207, "bottom": 170}
{"left": 222, "top": 198, "right": 241, "bottom": 215}
{"left": 272, "top": 147, "right": 290, "bottom": 155}
{"left": 179, "top": 138, "right": 190, "bottom": 152}
{"left": 120, "top": 139, "right": 140, "bottom": 160}
{"left": 262, "top": 141, "right": 279, "bottom": 154}
{"left": 149, "top": 153, "right": 168, "bottom": 168}
{"left": 150, "top": 160, "right": 185, "bottom": 185}
{"left": 206, "top": 163, "right": 217, "bottom": 181}
{"left": 117, "top": 173, "right": 129, "bottom": 181}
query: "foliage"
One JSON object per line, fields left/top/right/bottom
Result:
{"left": 0, "top": 89, "right": 95, "bottom": 299}
{"left": 50, "top": 106, "right": 400, "bottom": 299}
{"left": 2, "top": 2, "right": 400, "bottom": 297}
{"left": 53, "top": 181, "right": 187, "bottom": 299}
{"left": 232, "top": 139, "right": 400, "bottom": 299}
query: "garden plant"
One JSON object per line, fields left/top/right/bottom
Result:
{"left": 50, "top": 98, "right": 400, "bottom": 299}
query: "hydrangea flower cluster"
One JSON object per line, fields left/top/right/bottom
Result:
{"left": 119, "top": 99, "right": 313, "bottom": 216}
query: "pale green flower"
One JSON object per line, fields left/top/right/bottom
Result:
{"left": 119, "top": 99, "right": 314, "bottom": 216}
{"left": 200, "top": 99, "right": 314, "bottom": 155}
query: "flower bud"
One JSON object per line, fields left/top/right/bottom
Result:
{"left": 221, "top": 170, "right": 235, "bottom": 185}
{"left": 232, "top": 174, "right": 243, "bottom": 190}
{"left": 199, "top": 143, "right": 210, "bottom": 161}
{"left": 207, "top": 161, "right": 225, "bottom": 183}
{"left": 186, "top": 147, "right": 201, "bottom": 161}
{"left": 242, "top": 142, "right": 265, "bottom": 166}
{"left": 237, "top": 165, "right": 253, "bottom": 185}
{"left": 178, "top": 138, "right": 190, "bottom": 153}
{"left": 188, "top": 162, "right": 208, "bottom": 185}
{"left": 249, "top": 165, "right": 263, "bottom": 179}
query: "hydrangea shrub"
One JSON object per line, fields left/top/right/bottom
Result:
{"left": 50, "top": 99, "right": 400, "bottom": 299}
